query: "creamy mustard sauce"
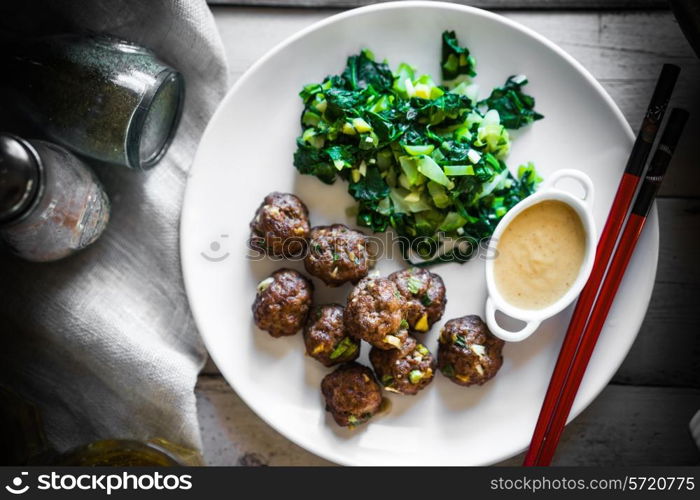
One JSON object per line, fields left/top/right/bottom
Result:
{"left": 494, "top": 200, "right": 586, "bottom": 310}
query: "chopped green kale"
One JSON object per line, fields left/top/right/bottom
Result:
{"left": 480, "top": 75, "right": 544, "bottom": 129}
{"left": 292, "top": 31, "right": 543, "bottom": 266}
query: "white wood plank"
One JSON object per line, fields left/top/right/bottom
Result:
{"left": 208, "top": 0, "right": 667, "bottom": 9}
{"left": 197, "top": 376, "right": 700, "bottom": 465}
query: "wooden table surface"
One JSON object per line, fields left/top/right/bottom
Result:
{"left": 196, "top": 0, "right": 700, "bottom": 466}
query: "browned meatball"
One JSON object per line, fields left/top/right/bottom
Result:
{"left": 303, "top": 304, "right": 360, "bottom": 366}
{"left": 389, "top": 267, "right": 447, "bottom": 333}
{"left": 303, "top": 224, "right": 372, "bottom": 287}
{"left": 252, "top": 269, "right": 313, "bottom": 337}
{"left": 321, "top": 363, "right": 383, "bottom": 427}
{"left": 437, "top": 315, "right": 504, "bottom": 386}
{"left": 344, "top": 277, "right": 407, "bottom": 350}
{"left": 370, "top": 336, "right": 435, "bottom": 395}
{"left": 249, "top": 192, "right": 310, "bottom": 257}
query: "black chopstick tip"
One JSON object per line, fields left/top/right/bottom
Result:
{"left": 652, "top": 107, "right": 688, "bottom": 167}
{"left": 657, "top": 108, "right": 690, "bottom": 156}
{"left": 666, "top": 108, "right": 690, "bottom": 135}
{"left": 650, "top": 64, "right": 681, "bottom": 112}
{"left": 658, "top": 64, "right": 681, "bottom": 93}
{"left": 661, "top": 63, "right": 681, "bottom": 79}
{"left": 631, "top": 107, "right": 689, "bottom": 216}
{"left": 626, "top": 64, "right": 680, "bottom": 175}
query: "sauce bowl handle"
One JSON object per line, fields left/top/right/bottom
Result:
{"left": 485, "top": 297, "right": 541, "bottom": 342}
{"left": 541, "top": 168, "right": 595, "bottom": 207}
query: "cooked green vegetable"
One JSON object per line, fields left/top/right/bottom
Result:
{"left": 480, "top": 75, "right": 544, "bottom": 129}
{"left": 441, "top": 30, "right": 476, "bottom": 81}
{"left": 406, "top": 276, "right": 423, "bottom": 295}
{"left": 409, "top": 370, "right": 424, "bottom": 385}
{"left": 293, "top": 31, "right": 543, "bottom": 266}
{"left": 441, "top": 364, "right": 456, "bottom": 378}
{"left": 329, "top": 337, "right": 358, "bottom": 360}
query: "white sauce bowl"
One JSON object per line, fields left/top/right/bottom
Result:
{"left": 485, "top": 169, "right": 597, "bottom": 342}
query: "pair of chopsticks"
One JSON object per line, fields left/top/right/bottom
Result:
{"left": 523, "top": 64, "right": 689, "bottom": 466}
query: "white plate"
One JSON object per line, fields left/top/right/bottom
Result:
{"left": 181, "top": 1, "right": 657, "bottom": 466}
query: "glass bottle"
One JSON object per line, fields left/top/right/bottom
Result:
{"left": 1, "top": 33, "right": 184, "bottom": 170}
{"left": 0, "top": 133, "right": 110, "bottom": 262}
{"left": 0, "top": 386, "right": 203, "bottom": 466}
{"left": 56, "top": 438, "right": 203, "bottom": 466}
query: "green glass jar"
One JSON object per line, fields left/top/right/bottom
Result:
{"left": 0, "top": 386, "right": 202, "bottom": 466}
{"left": 1, "top": 33, "right": 184, "bottom": 170}
{"left": 56, "top": 439, "right": 203, "bottom": 466}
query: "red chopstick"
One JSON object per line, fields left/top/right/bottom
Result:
{"left": 523, "top": 64, "right": 680, "bottom": 467}
{"left": 533, "top": 108, "right": 688, "bottom": 465}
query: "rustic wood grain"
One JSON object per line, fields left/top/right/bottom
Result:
{"left": 612, "top": 199, "right": 700, "bottom": 388}
{"left": 197, "top": 377, "right": 700, "bottom": 466}
{"left": 613, "top": 281, "right": 700, "bottom": 388}
{"left": 197, "top": 376, "right": 331, "bottom": 465}
{"left": 212, "top": 8, "right": 700, "bottom": 197}
{"left": 208, "top": 0, "right": 668, "bottom": 10}
{"left": 656, "top": 198, "right": 700, "bottom": 287}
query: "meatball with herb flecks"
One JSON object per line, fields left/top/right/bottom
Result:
{"left": 370, "top": 336, "right": 435, "bottom": 395}
{"left": 438, "top": 315, "right": 504, "bottom": 386}
{"left": 389, "top": 267, "right": 446, "bottom": 333}
{"left": 303, "top": 224, "right": 373, "bottom": 287}
{"left": 344, "top": 276, "right": 407, "bottom": 350}
{"left": 249, "top": 192, "right": 310, "bottom": 257}
{"left": 304, "top": 304, "right": 360, "bottom": 366}
{"left": 321, "top": 362, "right": 383, "bottom": 427}
{"left": 252, "top": 269, "right": 313, "bottom": 337}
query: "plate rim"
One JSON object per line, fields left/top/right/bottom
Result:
{"left": 181, "top": 0, "right": 657, "bottom": 465}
